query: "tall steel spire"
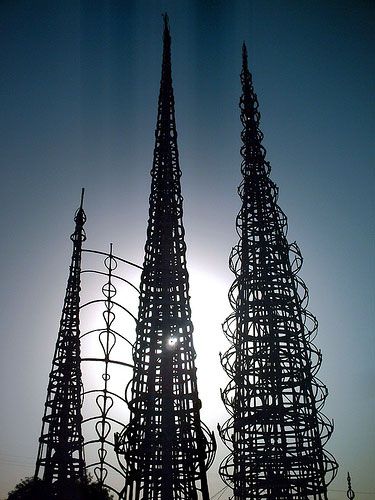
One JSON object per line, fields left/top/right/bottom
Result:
{"left": 116, "top": 15, "right": 215, "bottom": 500}
{"left": 35, "top": 189, "right": 86, "bottom": 483}
{"left": 218, "top": 44, "right": 338, "bottom": 499}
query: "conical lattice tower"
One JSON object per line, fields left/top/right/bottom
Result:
{"left": 116, "top": 15, "right": 215, "bottom": 500}
{"left": 218, "top": 45, "right": 338, "bottom": 499}
{"left": 35, "top": 190, "right": 86, "bottom": 483}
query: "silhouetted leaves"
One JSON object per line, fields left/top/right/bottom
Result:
{"left": 7, "top": 476, "right": 114, "bottom": 500}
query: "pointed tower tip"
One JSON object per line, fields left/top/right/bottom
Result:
{"left": 80, "top": 188, "right": 85, "bottom": 209}
{"left": 161, "top": 13, "right": 171, "bottom": 67}
{"left": 163, "top": 12, "right": 169, "bottom": 30}
{"left": 163, "top": 13, "right": 171, "bottom": 44}
{"left": 242, "top": 42, "right": 248, "bottom": 69}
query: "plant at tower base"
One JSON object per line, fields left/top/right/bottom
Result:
{"left": 218, "top": 44, "right": 338, "bottom": 499}
{"left": 6, "top": 475, "right": 114, "bottom": 500}
{"left": 115, "top": 15, "right": 216, "bottom": 500}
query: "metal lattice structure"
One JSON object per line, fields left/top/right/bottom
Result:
{"left": 80, "top": 245, "right": 141, "bottom": 496}
{"left": 218, "top": 45, "right": 338, "bottom": 499}
{"left": 35, "top": 190, "right": 86, "bottom": 483}
{"left": 115, "top": 15, "right": 216, "bottom": 500}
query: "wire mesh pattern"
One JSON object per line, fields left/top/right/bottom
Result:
{"left": 218, "top": 45, "right": 338, "bottom": 499}
{"left": 115, "top": 15, "right": 216, "bottom": 500}
{"left": 35, "top": 190, "right": 86, "bottom": 483}
{"left": 80, "top": 246, "right": 141, "bottom": 496}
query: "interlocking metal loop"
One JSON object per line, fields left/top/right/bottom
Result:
{"left": 80, "top": 246, "right": 141, "bottom": 496}
{"left": 35, "top": 190, "right": 87, "bottom": 483}
{"left": 115, "top": 15, "right": 216, "bottom": 500}
{"left": 218, "top": 45, "right": 338, "bottom": 499}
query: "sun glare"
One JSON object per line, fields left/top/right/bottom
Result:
{"left": 189, "top": 266, "right": 231, "bottom": 425}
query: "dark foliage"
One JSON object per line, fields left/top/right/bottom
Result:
{"left": 7, "top": 476, "right": 114, "bottom": 500}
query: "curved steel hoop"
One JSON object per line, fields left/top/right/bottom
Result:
{"left": 35, "top": 192, "right": 87, "bottom": 483}
{"left": 80, "top": 246, "right": 141, "bottom": 496}
{"left": 115, "top": 17, "right": 216, "bottom": 500}
{"left": 219, "top": 45, "right": 338, "bottom": 499}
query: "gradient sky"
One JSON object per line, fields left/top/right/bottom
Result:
{"left": 0, "top": 1, "right": 373, "bottom": 498}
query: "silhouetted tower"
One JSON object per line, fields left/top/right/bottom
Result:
{"left": 116, "top": 15, "right": 215, "bottom": 500}
{"left": 35, "top": 190, "right": 86, "bottom": 483}
{"left": 218, "top": 45, "right": 338, "bottom": 499}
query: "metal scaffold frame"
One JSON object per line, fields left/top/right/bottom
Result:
{"left": 34, "top": 192, "right": 142, "bottom": 496}
{"left": 80, "top": 245, "right": 142, "bottom": 496}
{"left": 218, "top": 45, "right": 338, "bottom": 499}
{"left": 35, "top": 190, "right": 87, "bottom": 484}
{"left": 115, "top": 15, "right": 216, "bottom": 500}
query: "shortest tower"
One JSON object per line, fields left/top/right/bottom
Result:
{"left": 35, "top": 190, "right": 86, "bottom": 483}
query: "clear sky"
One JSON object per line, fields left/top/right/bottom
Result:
{"left": 0, "top": 1, "right": 373, "bottom": 498}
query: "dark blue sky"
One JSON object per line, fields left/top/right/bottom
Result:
{"left": 0, "top": 1, "right": 373, "bottom": 497}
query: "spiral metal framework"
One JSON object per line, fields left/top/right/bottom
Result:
{"left": 218, "top": 45, "right": 338, "bottom": 499}
{"left": 35, "top": 189, "right": 86, "bottom": 483}
{"left": 116, "top": 15, "right": 216, "bottom": 500}
{"left": 80, "top": 246, "right": 141, "bottom": 496}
